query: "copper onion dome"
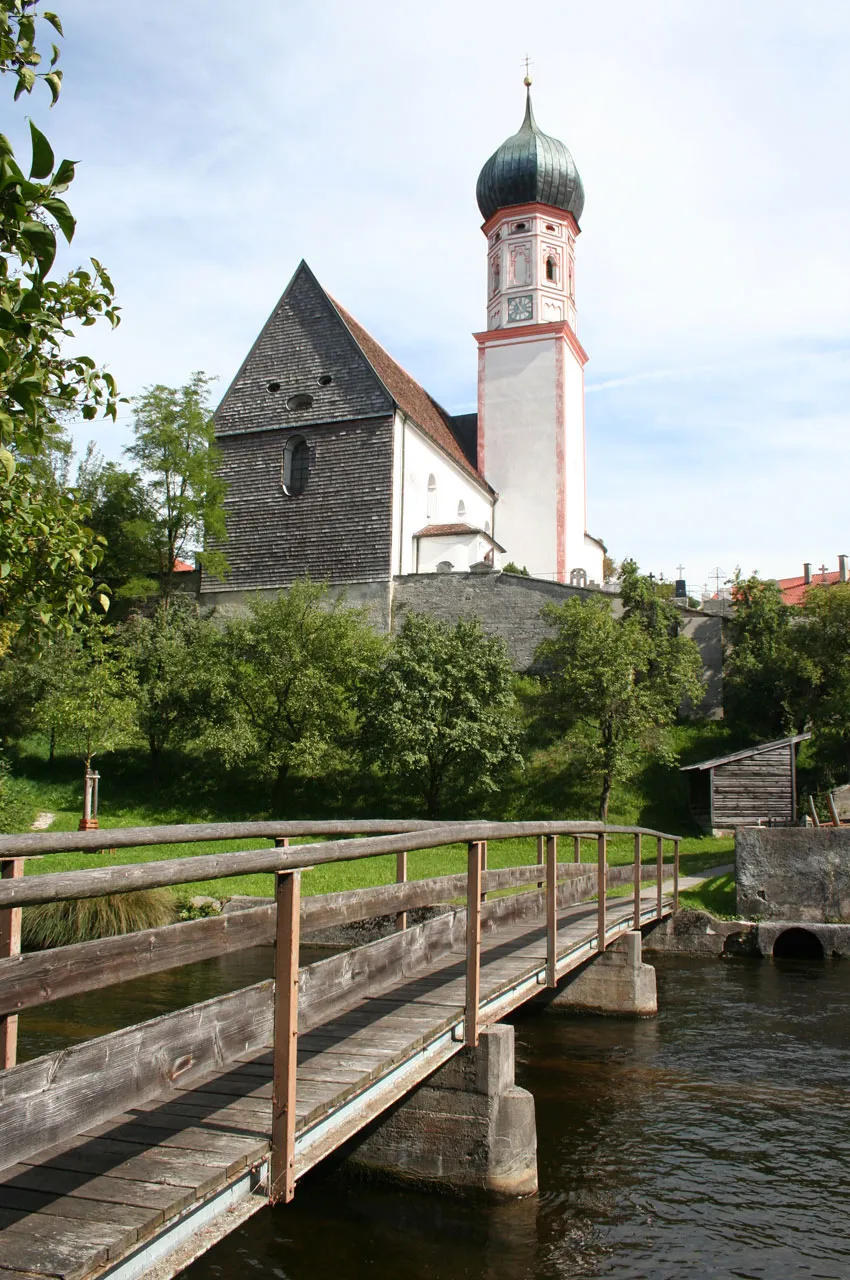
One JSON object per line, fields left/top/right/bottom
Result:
{"left": 476, "top": 88, "right": 585, "bottom": 224}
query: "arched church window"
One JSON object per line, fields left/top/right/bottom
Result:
{"left": 457, "top": 500, "right": 466, "bottom": 519}
{"left": 282, "top": 435, "right": 309, "bottom": 496}
{"left": 545, "top": 256, "right": 556, "bottom": 282}
{"left": 484, "top": 519, "right": 491, "bottom": 535}
{"left": 490, "top": 254, "right": 501, "bottom": 297}
{"left": 426, "top": 474, "right": 436, "bottom": 520}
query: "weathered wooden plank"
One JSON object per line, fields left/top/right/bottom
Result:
{"left": 0, "top": 905, "right": 276, "bottom": 1018}
{"left": 0, "top": 1165, "right": 188, "bottom": 1213}
{"left": 0, "top": 982, "right": 274, "bottom": 1175}
{"left": 0, "top": 819, "right": 679, "bottom": 863}
{"left": 0, "top": 820, "right": 441, "bottom": 859}
{"left": 0, "top": 1216, "right": 119, "bottom": 1280}
{"left": 0, "top": 862, "right": 584, "bottom": 1018}
{"left": 0, "top": 1187, "right": 154, "bottom": 1235}
{"left": 0, "top": 822, "right": 682, "bottom": 908}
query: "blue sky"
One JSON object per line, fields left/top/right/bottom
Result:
{"left": 14, "top": 0, "right": 850, "bottom": 592}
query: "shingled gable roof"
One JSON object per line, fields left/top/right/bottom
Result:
{"left": 328, "top": 296, "right": 493, "bottom": 495}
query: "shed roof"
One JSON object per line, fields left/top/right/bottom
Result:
{"left": 680, "top": 733, "right": 811, "bottom": 772}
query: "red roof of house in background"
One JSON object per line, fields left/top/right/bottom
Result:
{"left": 777, "top": 570, "right": 841, "bottom": 606}
{"left": 173, "top": 559, "right": 195, "bottom": 573}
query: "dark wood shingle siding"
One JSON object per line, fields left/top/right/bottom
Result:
{"left": 215, "top": 262, "right": 392, "bottom": 438}
{"left": 208, "top": 416, "right": 395, "bottom": 590}
{"left": 711, "top": 745, "right": 795, "bottom": 825}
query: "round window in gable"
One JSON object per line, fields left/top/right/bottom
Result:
{"left": 317, "top": 374, "right": 333, "bottom": 387}
{"left": 286, "top": 392, "right": 314, "bottom": 412}
{"left": 267, "top": 381, "right": 281, "bottom": 393}
{"left": 282, "top": 434, "right": 309, "bottom": 496}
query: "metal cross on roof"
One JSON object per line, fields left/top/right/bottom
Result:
{"left": 676, "top": 564, "right": 685, "bottom": 578}
{"left": 522, "top": 54, "right": 533, "bottom": 85}
{"left": 819, "top": 563, "right": 829, "bottom": 580}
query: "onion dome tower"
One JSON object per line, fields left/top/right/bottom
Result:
{"left": 476, "top": 87, "right": 585, "bottom": 227}
{"left": 473, "top": 77, "right": 604, "bottom": 587}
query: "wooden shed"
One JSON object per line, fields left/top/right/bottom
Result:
{"left": 680, "top": 733, "right": 811, "bottom": 832}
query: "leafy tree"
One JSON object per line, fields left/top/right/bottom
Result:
{"left": 36, "top": 618, "right": 134, "bottom": 770}
{"left": 537, "top": 584, "right": 702, "bottom": 820}
{"left": 358, "top": 613, "right": 522, "bottom": 818}
{"left": 126, "top": 373, "right": 227, "bottom": 604}
{"left": 0, "top": 467, "right": 107, "bottom": 651}
{"left": 205, "top": 581, "right": 380, "bottom": 797}
{"left": 796, "top": 583, "right": 850, "bottom": 784}
{"left": 75, "top": 445, "right": 160, "bottom": 599}
{"left": 502, "top": 562, "right": 529, "bottom": 577}
{"left": 0, "top": 1, "right": 120, "bottom": 645}
{"left": 723, "top": 574, "right": 812, "bottom": 738}
{"left": 119, "top": 599, "right": 208, "bottom": 764}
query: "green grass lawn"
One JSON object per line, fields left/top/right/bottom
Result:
{"left": 4, "top": 731, "right": 736, "bottom": 908}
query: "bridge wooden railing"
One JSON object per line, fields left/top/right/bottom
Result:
{"left": 0, "top": 819, "right": 681, "bottom": 1204}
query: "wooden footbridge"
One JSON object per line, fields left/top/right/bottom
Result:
{"left": 0, "top": 819, "right": 681, "bottom": 1280}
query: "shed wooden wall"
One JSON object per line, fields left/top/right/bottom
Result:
{"left": 711, "top": 744, "right": 795, "bottom": 826}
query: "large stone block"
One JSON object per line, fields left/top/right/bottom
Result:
{"left": 345, "top": 1023, "right": 537, "bottom": 1196}
{"left": 549, "top": 930, "right": 657, "bottom": 1016}
{"left": 736, "top": 826, "right": 850, "bottom": 921}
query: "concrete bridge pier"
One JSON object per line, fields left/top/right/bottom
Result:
{"left": 550, "top": 930, "right": 658, "bottom": 1016}
{"left": 345, "top": 1023, "right": 538, "bottom": 1196}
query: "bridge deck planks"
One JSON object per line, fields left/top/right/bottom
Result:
{"left": 0, "top": 884, "right": 671, "bottom": 1280}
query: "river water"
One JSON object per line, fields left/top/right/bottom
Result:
{"left": 21, "top": 952, "right": 850, "bottom": 1279}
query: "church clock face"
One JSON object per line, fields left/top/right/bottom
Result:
{"left": 507, "top": 294, "right": 533, "bottom": 323}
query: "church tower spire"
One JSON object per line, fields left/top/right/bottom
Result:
{"left": 474, "top": 84, "right": 604, "bottom": 585}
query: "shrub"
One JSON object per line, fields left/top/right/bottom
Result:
{"left": 22, "top": 889, "right": 176, "bottom": 949}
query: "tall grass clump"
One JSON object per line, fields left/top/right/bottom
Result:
{"left": 22, "top": 889, "right": 176, "bottom": 950}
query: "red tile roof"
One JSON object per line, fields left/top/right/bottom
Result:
{"left": 173, "top": 559, "right": 195, "bottom": 573}
{"left": 331, "top": 300, "right": 492, "bottom": 494}
{"left": 776, "top": 571, "right": 842, "bottom": 606}
{"left": 414, "top": 523, "right": 506, "bottom": 551}
{"left": 415, "top": 523, "right": 479, "bottom": 538}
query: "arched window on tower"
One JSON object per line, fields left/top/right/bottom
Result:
{"left": 282, "top": 435, "right": 309, "bottom": 496}
{"left": 546, "top": 255, "right": 556, "bottom": 282}
{"left": 426, "top": 474, "right": 436, "bottom": 520}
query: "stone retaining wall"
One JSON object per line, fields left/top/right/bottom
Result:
{"left": 736, "top": 826, "right": 850, "bottom": 921}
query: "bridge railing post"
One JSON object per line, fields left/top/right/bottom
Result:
{"left": 465, "top": 841, "right": 483, "bottom": 1048}
{"left": 536, "top": 835, "right": 544, "bottom": 889}
{"left": 633, "top": 833, "right": 642, "bottom": 932}
{"left": 546, "top": 834, "right": 558, "bottom": 986}
{"left": 656, "top": 836, "right": 664, "bottom": 920}
{"left": 270, "top": 867, "right": 301, "bottom": 1205}
{"left": 673, "top": 838, "right": 680, "bottom": 912}
{"left": 396, "top": 850, "right": 408, "bottom": 932}
{"left": 574, "top": 835, "right": 582, "bottom": 864}
{"left": 597, "top": 834, "right": 607, "bottom": 953}
{"left": 0, "top": 858, "right": 22, "bottom": 1069}
{"left": 480, "top": 839, "right": 488, "bottom": 904}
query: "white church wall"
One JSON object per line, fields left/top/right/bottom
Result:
{"left": 480, "top": 335, "right": 559, "bottom": 577}
{"left": 392, "top": 412, "right": 494, "bottom": 576}
{"left": 416, "top": 531, "right": 500, "bottom": 574}
{"left": 561, "top": 349, "right": 601, "bottom": 583}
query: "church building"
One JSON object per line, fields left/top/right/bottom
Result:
{"left": 205, "top": 83, "right": 604, "bottom": 609}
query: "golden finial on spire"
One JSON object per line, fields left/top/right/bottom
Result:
{"left": 522, "top": 54, "right": 533, "bottom": 87}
